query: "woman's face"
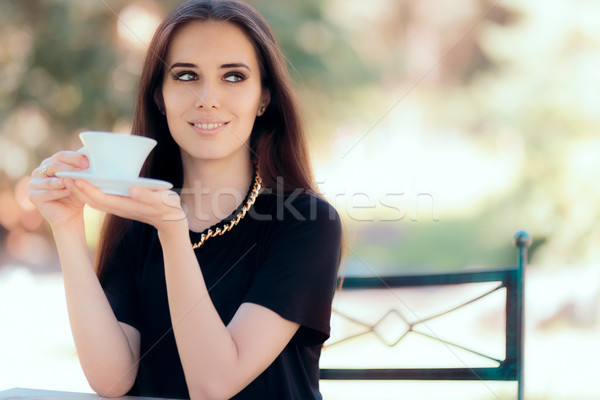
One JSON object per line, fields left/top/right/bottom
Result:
{"left": 159, "top": 20, "right": 269, "bottom": 163}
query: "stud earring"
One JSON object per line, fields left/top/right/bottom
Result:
{"left": 259, "top": 105, "right": 265, "bottom": 114}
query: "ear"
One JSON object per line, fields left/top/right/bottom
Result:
{"left": 257, "top": 88, "right": 271, "bottom": 116}
{"left": 154, "top": 89, "right": 166, "bottom": 115}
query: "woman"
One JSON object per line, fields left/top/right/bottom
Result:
{"left": 27, "top": 1, "right": 342, "bottom": 399}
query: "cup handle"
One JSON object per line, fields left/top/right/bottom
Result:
{"left": 77, "top": 147, "right": 93, "bottom": 173}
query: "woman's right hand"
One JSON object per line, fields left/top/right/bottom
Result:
{"left": 28, "top": 151, "right": 90, "bottom": 230}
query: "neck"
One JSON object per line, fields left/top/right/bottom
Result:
{"left": 180, "top": 153, "right": 253, "bottom": 233}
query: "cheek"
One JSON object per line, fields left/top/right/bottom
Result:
{"left": 163, "top": 87, "right": 191, "bottom": 113}
{"left": 230, "top": 87, "right": 262, "bottom": 117}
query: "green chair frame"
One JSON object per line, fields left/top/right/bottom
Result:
{"left": 320, "top": 231, "right": 531, "bottom": 400}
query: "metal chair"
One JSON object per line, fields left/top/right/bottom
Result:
{"left": 320, "top": 230, "right": 531, "bottom": 400}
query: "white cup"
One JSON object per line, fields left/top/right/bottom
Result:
{"left": 78, "top": 131, "right": 156, "bottom": 179}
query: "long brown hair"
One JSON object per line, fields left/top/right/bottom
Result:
{"left": 95, "top": 0, "right": 322, "bottom": 279}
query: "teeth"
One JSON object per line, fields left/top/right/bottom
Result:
{"left": 194, "top": 122, "right": 224, "bottom": 130}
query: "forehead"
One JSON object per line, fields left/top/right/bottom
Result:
{"left": 166, "top": 20, "right": 259, "bottom": 68}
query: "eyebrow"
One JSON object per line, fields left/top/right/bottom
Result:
{"left": 169, "top": 62, "right": 197, "bottom": 70}
{"left": 220, "top": 62, "right": 251, "bottom": 71}
{"left": 169, "top": 62, "right": 252, "bottom": 71}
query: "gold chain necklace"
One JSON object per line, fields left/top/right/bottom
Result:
{"left": 191, "top": 169, "right": 262, "bottom": 250}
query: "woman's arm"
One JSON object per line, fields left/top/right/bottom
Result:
{"left": 70, "top": 181, "right": 300, "bottom": 400}
{"left": 53, "top": 225, "right": 140, "bottom": 397}
{"left": 29, "top": 152, "right": 140, "bottom": 397}
{"left": 158, "top": 224, "right": 300, "bottom": 400}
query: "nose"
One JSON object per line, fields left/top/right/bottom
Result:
{"left": 194, "top": 81, "right": 219, "bottom": 109}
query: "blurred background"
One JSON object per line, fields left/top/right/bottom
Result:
{"left": 0, "top": 0, "right": 598, "bottom": 399}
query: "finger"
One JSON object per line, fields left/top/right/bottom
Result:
{"left": 28, "top": 177, "right": 70, "bottom": 206}
{"left": 32, "top": 164, "right": 50, "bottom": 178}
{"left": 129, "top": 187, "right": 170, "bottom": 205}
{"left": 69, "top": 179, "right": 97, "bottom": 206}
{"left": 73, "top": 180, "right": 151, "bottom": 217}
{"left": 28, "top": 187, "right": 72, "bottom": 204}
{"left": 53, "top": 150, "right": 89, "bottom": 169}
{"left": 131, "top": 187, "right": 181, "bottom": 207}
{"left": 129, "top": 187, "right": 153, "bottom": 203}
{"left": 35, "top": 151, "right": 89, "bottom": 178}
{"left": 28, "top": 176, "right": 67, "bottom": 191}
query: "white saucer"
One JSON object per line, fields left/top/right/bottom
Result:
{"left": 56, "top": 171, "right": 173, "bottom": 196}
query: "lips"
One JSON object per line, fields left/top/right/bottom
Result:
{"left": 188, "top": 119, "right": 230, "bottom": 137}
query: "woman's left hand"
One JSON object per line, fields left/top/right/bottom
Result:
{"left": 69, "top": 179, "right": 187, "bottom": 234}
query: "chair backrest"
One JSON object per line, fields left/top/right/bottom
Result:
{"left": 320, "top": 231, "right": 531, "bottom": 400}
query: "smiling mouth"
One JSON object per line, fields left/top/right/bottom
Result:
{"left": 190, "top": 122, "right": 228, "bottom": 130}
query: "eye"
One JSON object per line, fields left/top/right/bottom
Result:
{"left": 173, "top": 71, "right": 198, "bottom": 82}
{"left": 223, "top": 72, "right": 246, "bottom": 83}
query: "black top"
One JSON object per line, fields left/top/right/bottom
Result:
{"left": 100, "top": 192, "right": 342, "bottom": 399}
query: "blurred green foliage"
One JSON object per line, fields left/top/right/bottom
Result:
{"left": 2, "top": 1, "right": 120, "bottom": 134}
{"left": 2, "top": 0, "right": 600, "bottom": 272}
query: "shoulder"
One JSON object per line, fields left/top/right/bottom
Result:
{"left": 252, "top": 191, "right": 342, "bottom": 251}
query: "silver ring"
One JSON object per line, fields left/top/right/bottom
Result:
{"left": 40, "top": 165, "right": 49, "bottom": 178}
